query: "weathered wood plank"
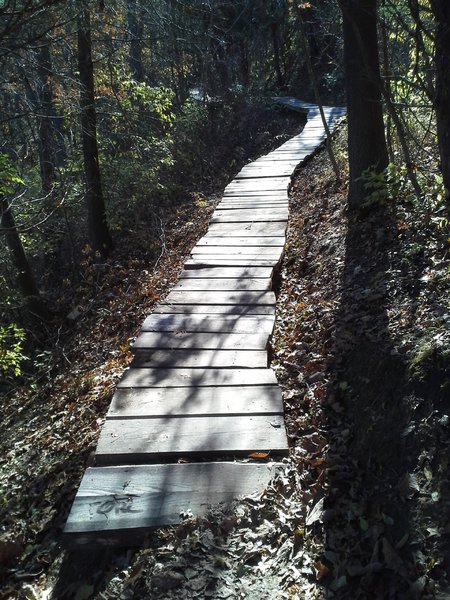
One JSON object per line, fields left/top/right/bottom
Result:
{"left": 252, "top": 157, "right": 300, "bottom": 163}
{"left": 132, "top": 331, "right": 269, "bottom": 351}
{"left": 141, "top": 313, "right": 275, "bottom": 333}
{"left": 219, "top": 196, "right": 288, "bottom": 200}
{"left": 95, "top": 415, "right": 288, "bottom": 464}
{"left": 227, "top": 175, "right": 289, "bottom": 186}
{"left": 118, "top": 367, "right": 279, "bottom": 388}
{"left": 225, "top": 183, "right": 289, "bottom": 193}
{"left": 132, "top": 349, "right": 268, "bottom": 369}
{"left": 173, "top": 278, "right": 271, "bottom": 291}
{"left": 207, "top": 222, "right": 287, "bottom": 236}
{"left": 108, "top": 385, "right": 282, "bottom": 417}
{"left": 235, "top": 166, "right": 297, "bottom": 178}
{"left": 187, "top": 255, "right": 281, "bottom": 264}
{"left": 190, "top": 246, "right": 282, "bottom": 257}
{"left": 211, "top": 209, "right": 288, "bottom": 222}
{"left": 185, "top": 258, "right": 281, "bottom": 267}
{"left": 195, "top": 236, "right": 284, "bottom": 247}
{"left": 164, "top": 290, "right": 276, "bottom": 305}
{"left": 223, "top": 190, "right": 288, "bottom": 198}
{"left": 216, "top": 202, "right": 288, "bottom": 209}
{"left": 215, "top": 207, "right": 287, "bottom": 213}
{"left": 63, "top": 462, "right": 279, "bottom": 544}
{"left": 179, "top": 265, "right": 273, "bottom": 277}
{"left": 153, "top": 304, "right": 275, "bottom": 315}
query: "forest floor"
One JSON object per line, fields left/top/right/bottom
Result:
{"left": 1, "top": 119, "right": 450, "bottom": 599}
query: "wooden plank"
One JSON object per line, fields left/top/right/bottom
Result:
{"left": 153, "top": 304, "right": 275, "bottom": 315}
{"left": 108, "top": 385, "right": 282, "bottom": 418}
{"left": 188, "top": 254, "right": 281, "bottom": 263}
{"left": 196, "top": 236, "right": 284, "bottom": 247}
{"left": 191, "top": 246, "right": 282, "bottom": 256}
{"left": 216, "top": 202, "right": 288, "bottom": 209}
{"left": 141, "top": 313, "right": 275, "bottom": 333}
{"left": 132, "top": 331, "right": 269, "bottom": 351}
{"left": 164, "top": 290, "right": 276, "bottom": 305}
{"left": 235, "top": 167, "right": 296, "bottom": 178}
{"left": 277, "top": 140, "right": 321, "bottom": 149}
{"left": 252, "top": 157, "right": 300, "bottom": 163}
{"left": 95, "top": 415, "right": 288, "bottom": 464}
{"left": 185, "top": 258, "right": 281, "bottom": 267}
{"left": 207, "top": 222, "right": 286, "bottom": 236}
{"left": 227, "top": 176, "right": 290, "bottom": 186}
{"left": 131, "top": 349, "right": 268, "bottom": 369}
{"left": 219, "top": 196, "right": 288, "bottom": 201}
{"left": 179, "top": 265, "right": 273, "bottom": 277}
{"left": 218, "top": 199, "right": 288, "bottom": 205}
{"left": 225, "top": 183, "right": 288, "bottom": 193}
{"left": 223, "top": 190, "right": 288, "bottom": 198}
{"left": 63, "top": 462, "right": 279, "bottom": 544}
{"left": 216, "top": 206, "right": 287, "bottom": 212}
{"left": 117, "top": 367, "right": 279, "bottom": 388}
{"left": 173, "top": 278, "right": 271, "bottom": 291}
{"left": 226, "top": 182, "right": 289, "bottom": 190}
{"left": 211, "top": 210, "right": 288, "bottom": 222}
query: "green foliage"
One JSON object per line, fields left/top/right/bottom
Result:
{"left": 408, "top": 340, "right": 450, "bottom": 382}
{"left": 0, "top": 154, "right": 24, "bottom": 195}
{"left": 170, "top": 99, "right": 209, "bottom": 185}
{"left": 0, "top": 324, "right": 26, "bottom": 379}
{"left": 361, "top": 162, "right": 446, "bottom": 211}
{"left": 98, "top": 76, "right": 176, "bottom": 229}
{"left": 359, "top": 166, "right": 390, "bottom": 206}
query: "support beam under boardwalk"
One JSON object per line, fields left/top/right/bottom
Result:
{"left": 64, "top": 462, "right": 280, "bottom": 547}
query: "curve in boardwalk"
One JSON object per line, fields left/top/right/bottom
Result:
{"left": 64, "top": 99, "right": 346, "bottom": 546}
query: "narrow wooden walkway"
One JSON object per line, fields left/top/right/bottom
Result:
{"left": 64, "top": 99, "right": 345, "bottom": 545}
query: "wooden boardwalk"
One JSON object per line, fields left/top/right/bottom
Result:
{"left": 64, "top": 99, "right": 345, "bottom": 546}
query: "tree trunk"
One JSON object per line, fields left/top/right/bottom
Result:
{"left": 430, "top": 1, "right": 450, "bottom": 201}
{"left": 36, "top": 42, "right": 57, "bottom": 197}
{"left": 77, "top": 2, "right": 112, "bottom": 258}
{"left": 339, "top": 0, "right": 389, "bottom": 208}
{"left": 1, "top": 199, "right": 49, "bottom": 318}
{"left": 19, "top": 40, "right": 65, "bottom": 200}
{"left": 127, "top": 0, "right": 144, "bottom": 82}
{"left": 271, "top": 21, "right": 284, "bottom": 89}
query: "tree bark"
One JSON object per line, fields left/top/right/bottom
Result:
{"left": 430, "top": 1, "right": 450, "bottom": 201}
{"left": 36, "top": 42, "right": 57, "bottom": 197}
{"left": 271, "top": 21, "right": 284, "bottom": 89}
{"left": 1, "top": 198, "right": 49, "bottom": 318}
{"left": 77, "top": 2, "right": 112, "bottom": 258}
{"left": 339, "top": 0, "right": 389, "bottom": 208}
{"left": 127, "top": 0, "right": 144, "bottom": 82}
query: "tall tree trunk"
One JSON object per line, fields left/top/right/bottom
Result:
{"left": 339, "top": 0, "right": 389, "bottom": 209}
{"left": 430, "top": 1, "right": 450, "bottom": 202}
{"left": 271, "top": 21, "right": 284, "bottom": 88}
{"left": 127, "top": 0, "right": 144, "bottom": 82}
{"left": 19, "top": 40, "right": 65, "bottom": 200}
{"left": 36, "top": 41, "right": 57, "bottom": 197}
{"left": 239, "top": 39, "right": 250, "bottom": 88}
{"left": 1, "top": 199, "right": 49, "bottom": 318}
{"left": 77, "top": 2, "right": 112, "bottom": 258}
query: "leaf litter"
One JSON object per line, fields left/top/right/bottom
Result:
{"left": 1, "top": 121, "right": 450, "bottom": 598}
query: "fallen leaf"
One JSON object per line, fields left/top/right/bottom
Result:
{"left": 314, "top": 560, "right": 329, "bottom": 581}
{"left": 306, "top": 497, "right": 324, "bottom": 527}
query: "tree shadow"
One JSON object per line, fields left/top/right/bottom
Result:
{"left": 322, "top": 202, "right": 421, "bottom": 596}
